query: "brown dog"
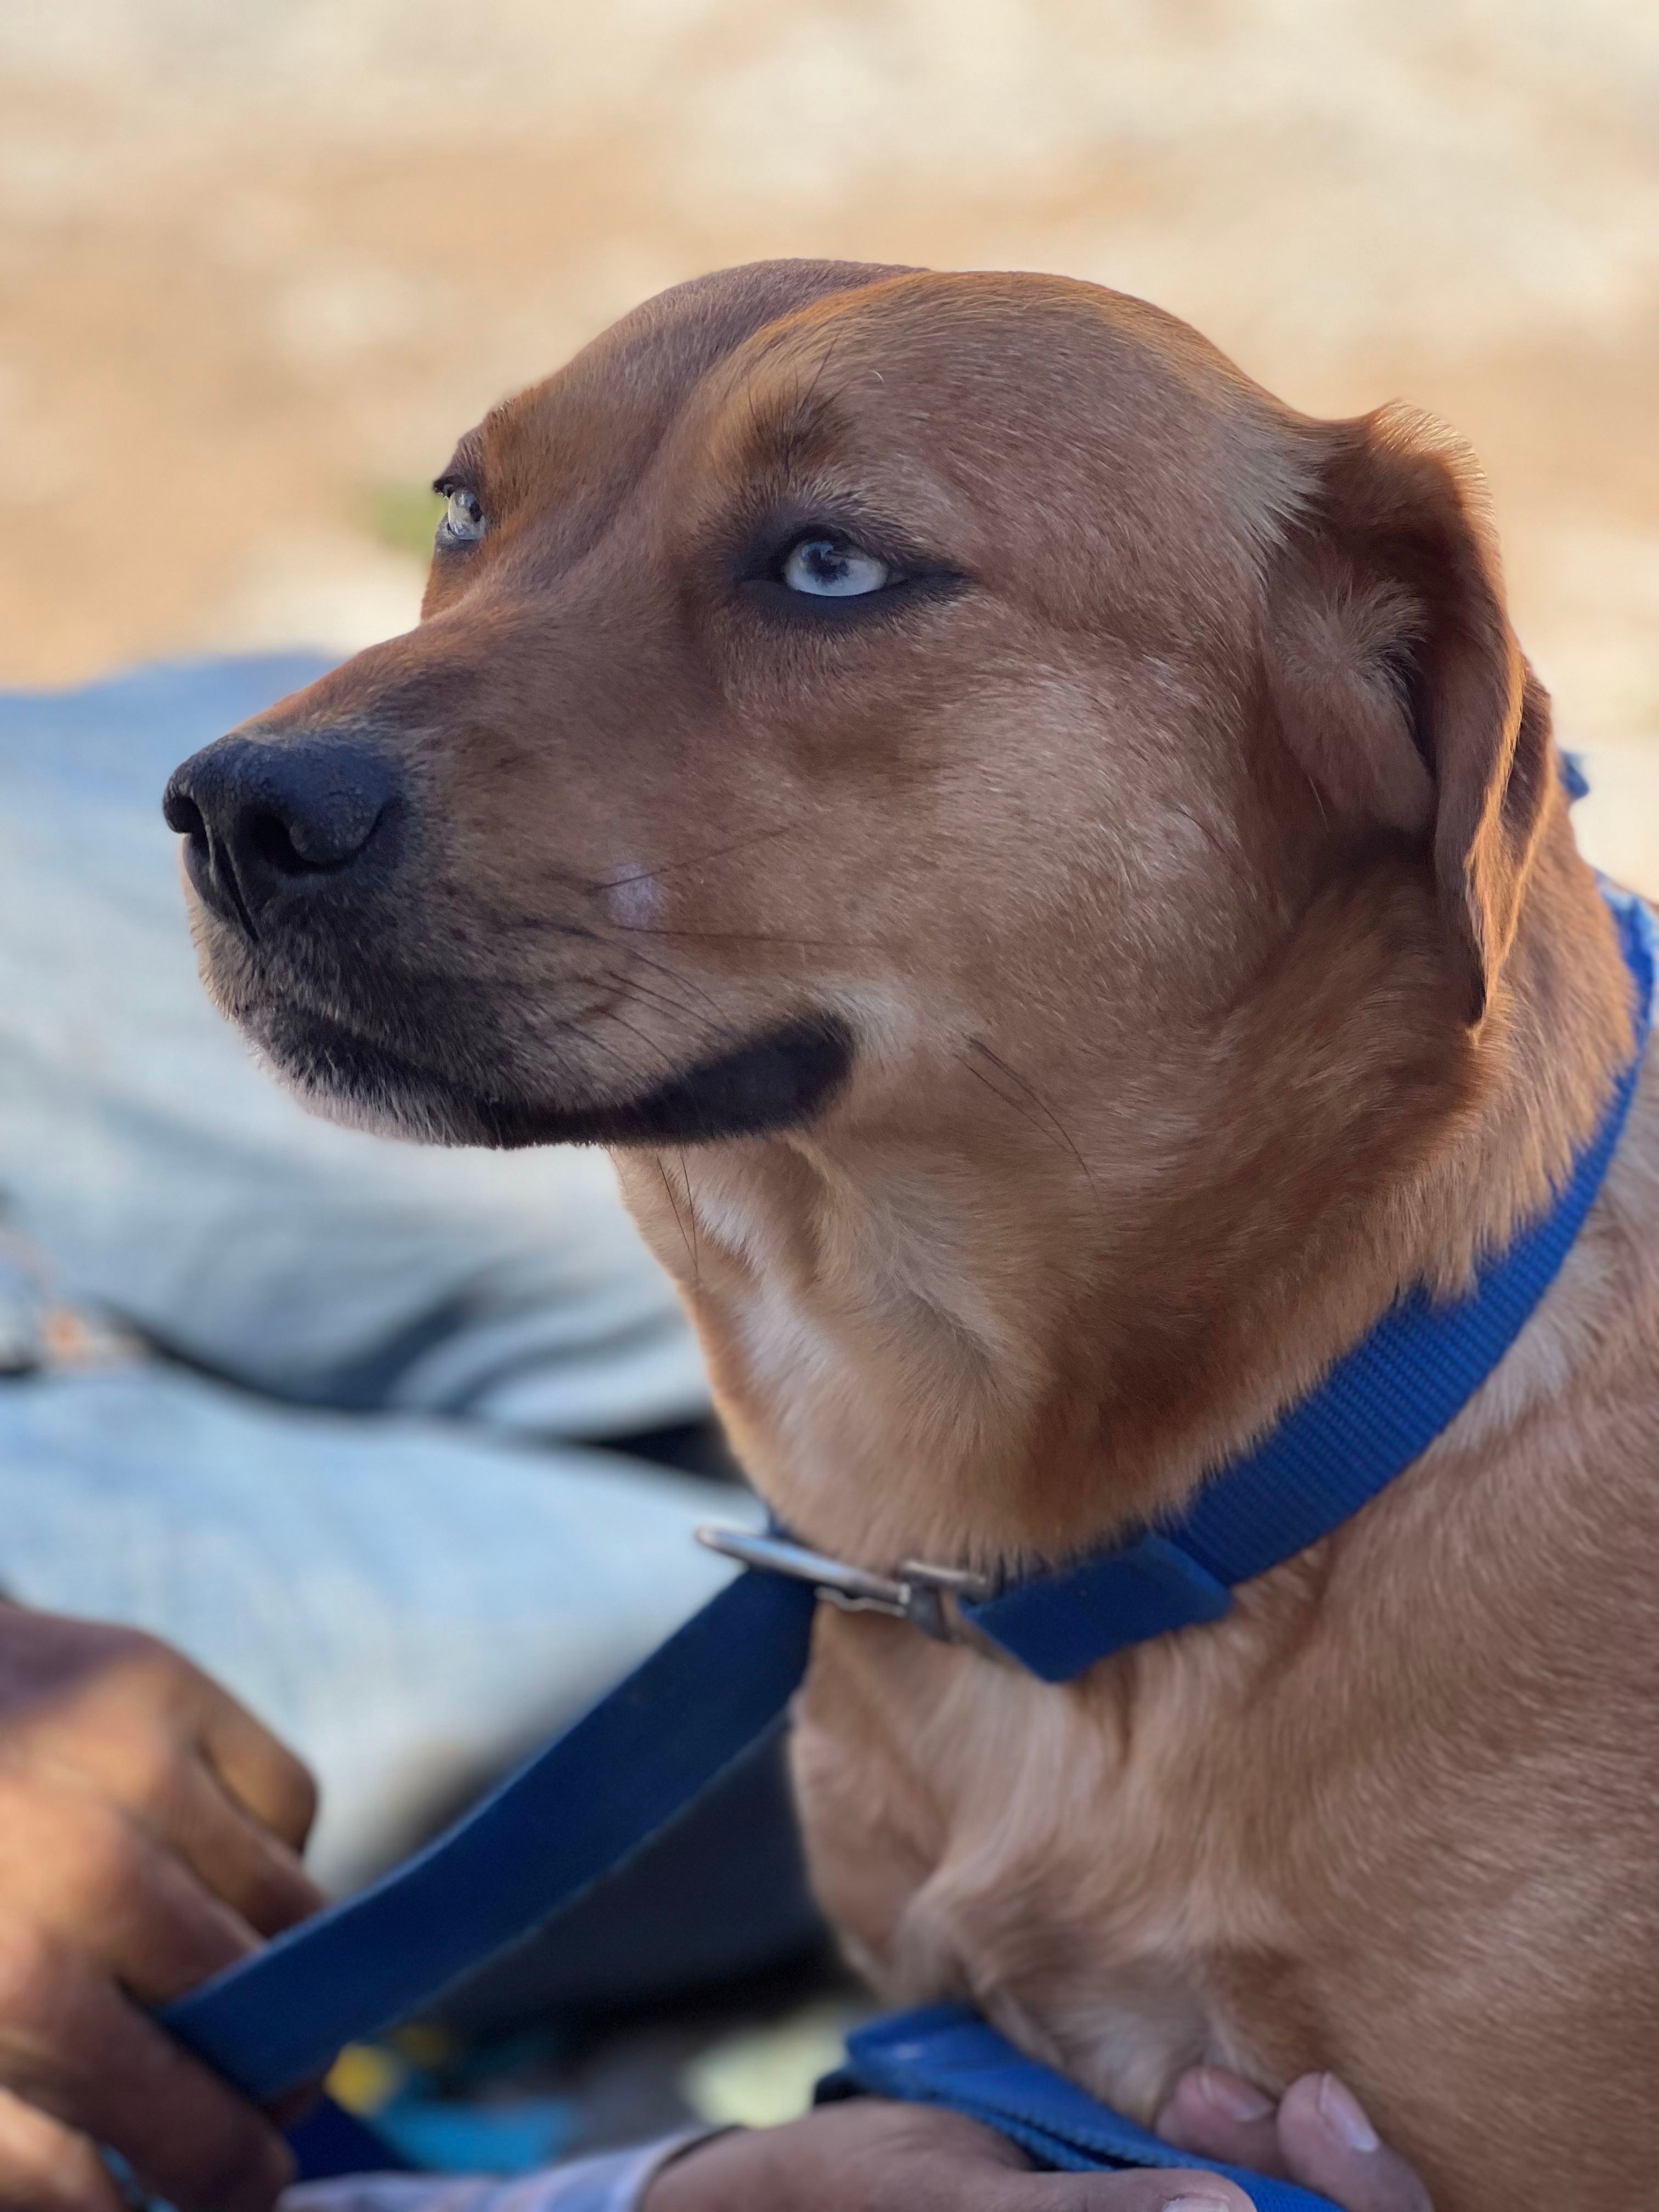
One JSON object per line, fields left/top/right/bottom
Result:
{"left": 164, "top": 261, "right": 1657, "bottom": 2210}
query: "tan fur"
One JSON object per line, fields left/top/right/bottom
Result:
{"left": 177, "top": 263, "right": 1658, "bottom": 2210}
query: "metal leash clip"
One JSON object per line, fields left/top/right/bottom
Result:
{"left": 696, "top": 1524, "right": 992, "bottom": 1643}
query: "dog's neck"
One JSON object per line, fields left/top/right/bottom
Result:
{"left": 619, "top": 826, "right": 1636, "bottom": 1572}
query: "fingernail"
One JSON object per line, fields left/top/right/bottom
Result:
{"left": 1316, "top": 2072, "right": 1380, "bottom": 2153}
{"left": 1164, "top": 2197, "right": 1236, "bottom": 2211}
{"left": 1197, "top": 2067, "right": 1275, "bottom": 2122}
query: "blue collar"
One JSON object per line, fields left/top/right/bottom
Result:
{"left": 709, "top": 882, "right": 1657, "bottom": 1683}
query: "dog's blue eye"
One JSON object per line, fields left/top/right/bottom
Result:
{"left": 439, "top": 488, "right": 486, "bottom": 546}
{"left": 781, "top": 536, "right": 889, "bottom": 597}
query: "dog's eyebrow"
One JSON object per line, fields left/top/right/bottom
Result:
{"left": 730, "top": 346, "right": 853, "bottom": 480}
{"left": 757, "top": 398, "right": 843, "bottom": 478}
{"left": 432, "top": 430, "right": 486, "bottom": 492}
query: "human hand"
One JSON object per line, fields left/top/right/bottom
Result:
{"left": 645, "top": 2074, "right": 1433, "bottom": 2211}
{"left": 1153, "top": 2066, "right": 1431, "bottom": 2212}
{"left": 0, "top": 1606, "right": 323, "bottom": 2212}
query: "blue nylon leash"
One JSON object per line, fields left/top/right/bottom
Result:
{"left": 155, "top": 883, "right": 1654, "bottom": 2199}
{"left": 823, "top": 2007, "right": 1340, "bottom": 2211}
{"left": 163, "top": 1566, "right": 817, "bottom": 2102}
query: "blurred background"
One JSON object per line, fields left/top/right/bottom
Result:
{"left": 2, "top": 0, "right": 1657, "bottom": 2179}
{"left": 2, "top": 0, "right": 1657, "bottom": 878}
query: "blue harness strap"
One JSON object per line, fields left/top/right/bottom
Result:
{"left": 151, "top": 883, "right": 1654, "bottom": 2198}
{"left": 824, "top": 2006, "right": 1341, "bottom": 2211}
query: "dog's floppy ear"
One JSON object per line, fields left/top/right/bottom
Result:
{"left": 1267, "top": 403, "right": 1553, "bottom": 1025}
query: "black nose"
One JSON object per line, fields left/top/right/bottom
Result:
{"left": 163, "top": 733, "right": 400, "bottom": 929}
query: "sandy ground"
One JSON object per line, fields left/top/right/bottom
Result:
{"left": 2, "top": 0, "right": 1656, "bottom": 883}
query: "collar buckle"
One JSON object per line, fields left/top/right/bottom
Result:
{"left": 696, "top": 1525, "right": 992, "bottom": 1643}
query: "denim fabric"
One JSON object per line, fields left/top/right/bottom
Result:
{"left": 0, "top": 1359, "right": 754, "bottom": 1888}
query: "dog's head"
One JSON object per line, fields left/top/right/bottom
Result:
{"left": 165, "top": 260, "right": 1554, "bottom": 1156}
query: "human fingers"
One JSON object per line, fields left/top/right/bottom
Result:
{"left": 0, "top": 1764, "right": 276, "bottom": 2004}
{"left": 0, "top": 2085, "right": 125, "bottom": 2212}
{"left": 159, "top": 1750, "right": 324, "bottom": 1940}
{"left": 1273, "top": 2076, "right": 1432, "bottom": 2212}
{"left": 644, "top": 2098, "right": 1012, "bottom": 2208}
{"left": 1155, "top": 2067, "right": 1287, "bottom": 2177}
{"left": 57, "top": 1627, "right": 319, "bottom": 1857}
{"left": 647, "top": 2098, "right": 1258, "bottom": 2211}
{"left": 645, "top": 2100, "right": 1020, "bottom": 2209}
{"left": 2, "top": 1634, "right": 323, "bottom": 1940}
{"left": 189, "top": 1672, "right": 319, "bottom": 1854}
{"left": 7, "top": 1620, "right": 320, "bottom": 1910}
{"left": 1009, "top": 2171, "right": 1255, "bottom": 2212}
{"left": 0, "top": 1920, "right": 294, "bottom": 2212}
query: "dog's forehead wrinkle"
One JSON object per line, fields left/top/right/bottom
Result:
{"left": 483, "top": 259, "right": 915, "bottom": 498}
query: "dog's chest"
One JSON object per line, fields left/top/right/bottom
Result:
{"left": 785, "top": 1482, "right": 1659, "bottom": 2209}
{"left": 787, "top": 1605, "right": 1294, "bottom": 2121}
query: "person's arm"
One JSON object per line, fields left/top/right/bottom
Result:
{"left": 0, "top": 1604, "right": 323, "bottom": 2212}
{"left": 284, "top": 2071, "right": 1433, "bottom": 2212}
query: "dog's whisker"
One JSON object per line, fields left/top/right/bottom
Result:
{"left": 549, "top": 1014, "right": 640, "bottom": 1091}
{"left": 492, "top": 912, "right": 605, "bottom": 943}
{"left": 959, "top": 1052, "right": 1049, "bottom": 1147}
{"left": 656, "top": 1156, "right": 698, "bottom": 1287}
{"left": 595, "top": 968, "right": 735, "bottom": 1056}
{"left": 776, "top": 339, "right": 848, "bottom": 470}
{"left": 602, "top": 1003, "right": 700, "bottom": 1084}
{"left": 972, "top": 1041, "right": 1101, "bottom": 1200}
{"left": 612, "top": 923, "right": 870, "bottom": 950}
{"left": 587, "top": 823, "right": 800, "bottom": 892}
{"left": 594, "top": 940, "right": 734, "bottom": 1023}
{"left": 961, "top": 1041, "right": 1101, "bottom": 1200}
{"left": 618, "top": 943, "right": 731, "bottom": 1026}
{"left": 677, "top": 1147, "right": 701, "bottom": 1289}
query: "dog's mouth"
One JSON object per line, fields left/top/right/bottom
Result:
{"left": 180, "top": 828, "right": 856, "bottom": 1149}
{"left": 247, "top": 996, "right": 854, "bottom": 1149}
